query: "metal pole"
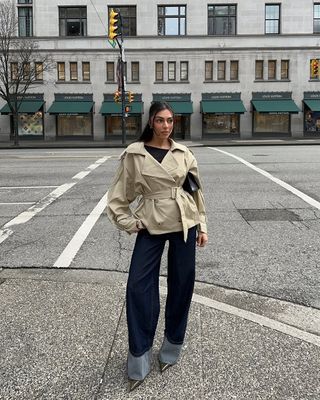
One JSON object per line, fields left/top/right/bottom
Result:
{"left": 120, "top": 44, "right": 126, "bottom": 145}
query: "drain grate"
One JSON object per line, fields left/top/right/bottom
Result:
{"left": 238, "top": 209, "right": 301, "bottom": 222}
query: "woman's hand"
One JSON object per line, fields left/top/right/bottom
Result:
{"left": 197, "top": 231, "right": 208, "bottom": 247}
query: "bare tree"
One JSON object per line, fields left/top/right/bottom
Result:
{"left": 0, "top": 0, "right": 54, "bottom": 146}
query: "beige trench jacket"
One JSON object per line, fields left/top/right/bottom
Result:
{"left": 106, "top": 139, "right": 207, "bottom": 241}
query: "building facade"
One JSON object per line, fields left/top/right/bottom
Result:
{"left": 1, "top": 0, "right": 320, "bottom": 142}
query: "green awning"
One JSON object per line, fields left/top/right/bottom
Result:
{"left": 47, "top": 101, "right": 94, "bottom": 114}
{"left": 100, "top": 102, "right": 143, "bottom": 115}
{"left": 303, "top": 99, "right": 320, "bottom": 112}
{"left": 167, "top": 101, "right": 193, "bottom": 114}
{"left": 252, "top": 100, "right": 300, "bottom": 113}
{"left": 201, "top": 100, "right": 246, "bottom": 114}
{"left": 0, "top": 101, "right": 44, "bottom": 114}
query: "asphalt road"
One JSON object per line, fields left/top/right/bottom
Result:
{"left": 1, "top": 145, "right": 320, "bottom": 309}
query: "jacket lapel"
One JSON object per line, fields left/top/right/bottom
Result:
{"left": 141, "top": 151, "right": 176, "bottom": 183}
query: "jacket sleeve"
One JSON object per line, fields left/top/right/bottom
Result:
{"left": 188, "top": 152, "right": 208, "bottom": 234}
{"left": 106, "top": 152, "right": 139, "bottom": 234}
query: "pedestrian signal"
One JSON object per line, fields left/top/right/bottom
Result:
{"left": 109, "top": 9, "right": 120, "bottom": 40}
{"left": 125, "top": 106, "right": 131, "bottom": 113}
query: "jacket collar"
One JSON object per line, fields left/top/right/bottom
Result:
{"left": 125, "top": 139, "right": 187, "bottom": 156}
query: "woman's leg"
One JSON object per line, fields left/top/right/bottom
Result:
{"left": 126, "top": 230, "right": 166, "bottom": 379}
{"left": 159, "top": 226, "right": 197, "bottom": 365}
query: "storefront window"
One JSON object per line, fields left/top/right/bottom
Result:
{"left": 172, "top": 115, "right": 190, "bottom": 139}
{"left": 203, "top": 114, "right": 239, "bottom": 135}
{"left": 253, "top": 113, "right": 289, "bottom": 133}
{"left": 304, "top": 110, "right": 320, "bottom": 134}
{"left": 106, "top": 116, "right": 140, "bottom": 138}
{"left": 57, "top": 114, "right": 92, "bottom": 136}
{"left": 18, "top": 112, "right": 43, "bottom": 136}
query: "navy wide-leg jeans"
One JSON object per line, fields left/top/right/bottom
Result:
{"left": 126, "top": 226, "right": 197, "bottom": 357}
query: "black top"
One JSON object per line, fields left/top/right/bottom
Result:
{"left": 145, "top": 145, "right": 169, "bottom": 164}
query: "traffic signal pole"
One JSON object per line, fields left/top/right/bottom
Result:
{"left": 119, "top": 42, "right": 126, "bottom": 145}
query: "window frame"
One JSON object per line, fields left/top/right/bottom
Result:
{"left": 57, "top": 62, "right": 65, "bottom": 81}
{"left": 217, "top": 60, "right": 226, "bottom": 80}
{"left": 314, "top": 3, "right": 320, "bottom": 33}
{"left": 268, "top": 60, "right": 277, "bottom": 80}
{"left": 59, "top": 6, "right": 87, "bottom": 37}
{"left": 168, "top": 61, "right": 176, "bottom": 81}
{"left": 265, "top": 4, "right": 281, "bottom": 35}
{"left": 131, "top": 62, "right": 139, "bottom": 82}
{"left": 23, "top": 62, "right": 31, "bottom": 81}
{"left": 158, "top": 5, "right": 186, "bottom": 36}
{"left": 155, "top": 61, "right": 164, "bottom": 81}
{"left": 18, "top": 6, "right": 33, "bottom": 37}
{"left": 106, "top": 62, "right": 115, "bottom": 82}
{"left": 208, "top": 4, "right": 237, "bottom": 36}
{"left": 69, "top": 62, "right": 78, "bottom": 81}
{"left": 35, "top": 62, "right": 43, "bottom": 81}
{"left": 180, "top": 61, "right": 188, "bottom": 81}
{"left": 205, "top": 61, "right": 213, "bottom": 81}
{"left": 280, "top": 60, "right": 289, "bottom": 80}
{"left": 82, "top": 62, "right": 90, "bottom": 81}
{"left": 255, "top": 60, "right": 264, "bottom": 80}
{"left": 11, "top": 62, "right": 18, "bottom": 81}
{"left": 230, "top": 60, "right": 239, "bottom": 80}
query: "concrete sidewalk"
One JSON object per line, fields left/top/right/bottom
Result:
{"left": 1, "top": 137, "right": 320, "bottom": 149}
{"left": 0, "top": 268, "right": 319, "bottom": 400}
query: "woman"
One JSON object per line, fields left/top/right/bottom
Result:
{"left": 107, "top": 102, "right": 208, "bottom": 392}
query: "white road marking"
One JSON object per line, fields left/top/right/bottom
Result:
{"left": 0, "top": 202, "right": 34, "bottom": 205}
{"left": 209, "top": 147, "right": 320, "bottom": 210}
{"left": 0, "top": 156, "right": 111, "bottom": 244}
{"left": 0, "top": 186, "right": 58, "bottom": 189}
{"left": 53, "top": 190, "right": 109, "bottom": 269}
{"left": 159, "top": 286, "right": 320, "bottom": 347}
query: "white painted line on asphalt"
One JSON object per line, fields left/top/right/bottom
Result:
{"left": 159, "top": 286, "right": 320, "bottom": 347}
{"left": 0, "top": 186, "right": 59, "bottom": 189}
{"left": 209, "top": 147, "right": 320, "bottom": 210}
{"left": 53, "top": 190, "right": 109, "bottom": 268}
{"left": 192, "top": 291, "right": 320, "bottom": 348}
{"left": 0, "top": 202, "right": 34, "bottom": 205}
{"left": 0, "top": 156, "right": 111, "bottom": 244}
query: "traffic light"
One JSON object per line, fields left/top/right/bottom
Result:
{"left": 128, "top": 91, "right": 134, "bottom": 103}
{"left": 109, "top": 8, "right": 120, "bottom": 40}
{"left": 114, "top": 90, "right": 121, "bottom": 103}
{"left": 311, "top": 59, "right": 319, "bottom": 78}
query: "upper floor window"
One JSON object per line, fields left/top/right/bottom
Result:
{"left": 108, "top": 6, "right": 136, "bottom": 36}
{"left": 281, "top": 60, "right": 289, "bottom": 80}
{"left": 82, "top": 62, "right": 90, "bottom": 81}
{"left": 217, "top": 61, "right": 226, "bottom": 80}
{"left": 57, "top": 62, "right": 65, "bottom": 81}
{"left": 59, "top": 7, "right": 87, "bottom": 37}
{"left": 131, "top": 62, "right": 139, "bottom": 81}
{"left": 23, "top": 62, "right": 31, "bottom": 81}
{"left": 70, "top": 62, "right": 78, "bottom": 81}
{"left": 268, "top": 60, "right": 276, "bottom": 79}
{"left": 106, "top": 62, "right": 115, "bottom": 82}
{"left": 168, "top": 61, "right": 176, "bottom": 80}
{"left": 230, "top": 60, "right": 239, "bottom": 80}
{"left": 10, "top": 63, "right": 18, "bottom": 81}
{"left": 314, "top": 4, "right": 320, "bottom": 33}
{"left": 35, "top": 62, "right": 43, "bottom": 80}
{"left": 265, "top": 4, "right": 280, "bottom": 34}
{"left": 255, "top": 60, "right": 264, "bottom": 80}
{"left": 18, "top": 7, "right": 33, "bottom": 36}
{"left": 180, "top": 61, "right": 188, "bottom": 81}
{"left": 208, "top": 4, "right": 236, "bottom": 35}
{"left": 18, "top": 0, "right": 32, "bottom": 3}
{"left": 205, "top": 61, "right": 213, "bottom": 81}
{"left": 158, "top": 5, "right": 186, "bottom": 36}
{"left": 155, "top": 62, "right": 164, "bottom": 81}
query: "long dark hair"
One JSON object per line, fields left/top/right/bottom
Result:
{"left": 138, "top": 101, "right": 174, "bottom": 142}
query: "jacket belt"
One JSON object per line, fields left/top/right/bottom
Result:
{"left": 142, "top": 187, "right": 189, "bottom": 241}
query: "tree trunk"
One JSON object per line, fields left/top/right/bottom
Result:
{"left": 13, "top": 112, "right": 19, "bottom": 146}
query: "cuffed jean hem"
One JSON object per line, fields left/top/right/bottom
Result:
{"left": 158, "top": 335, "right": 183, "bottom": 365}
{"left": 127, "top": 349, "right": 152, "bottom": 380}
